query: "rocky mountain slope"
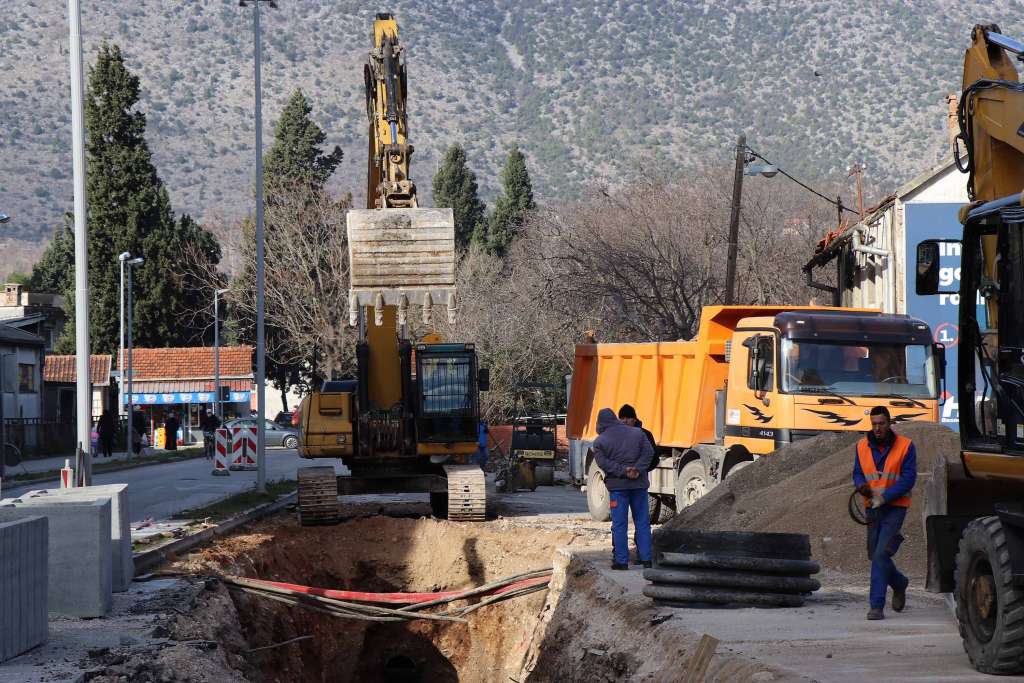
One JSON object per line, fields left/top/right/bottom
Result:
{"left": 2, "top": 1, "right": 1021, "bottom": 246}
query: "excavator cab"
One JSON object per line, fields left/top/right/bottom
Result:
{"left": 414, "top": 343, "right": 483, "bottom": 443}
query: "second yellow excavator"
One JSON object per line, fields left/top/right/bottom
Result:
{"left": 916, "top": 24, "right": 1024, "bottom": 675}
{"left": 295, "top": 13, "right": 489, "bottom": 524}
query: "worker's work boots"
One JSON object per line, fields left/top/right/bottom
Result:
{"left": 866, "top": 608, "right": 884, "bottom": 620}
{"left": 892, "top": 588, "right": 906, "bottom": 612}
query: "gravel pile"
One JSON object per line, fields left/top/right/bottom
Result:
{"left": 654, "top": 422, "right": 962, "bottom": 577}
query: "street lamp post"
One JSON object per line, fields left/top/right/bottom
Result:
{"left": 124, "top": 257, "right": 143, "bottom": 458}
{"left": 214, "top": 288, "right": 229, "bottom": 421}
{"left": 724, "top": 133, "right": 778, "bottom": 306}
{"left": 118, "top": 252, "right": 130, "bottom": 426}
{"left": 240, "top": 0, "right": 275, "bottom": 494}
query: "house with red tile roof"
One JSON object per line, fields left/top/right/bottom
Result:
{"left": 41, "top": 354, "right": 112, "bottom": 423}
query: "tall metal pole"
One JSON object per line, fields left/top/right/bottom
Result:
{"left": 214, "top": 289, "right": 221, "bottom": 421}
{"left": 68, "top": 0, "right": 92, "bottom": 483}
{"left": 126, "top": 266, "right": 134, "bottom": 460}
{"left": 724, "top": 133, "right": 746, "bottom": 306}
{"left": 252, "top": 0, "right": 267, "bottom": 493}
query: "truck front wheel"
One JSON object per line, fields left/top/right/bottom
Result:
{"left": 586, "top": 459, "right": 611, "bottom": 522}
{"left": 675, "top": 460, "right": 709, "bottom": 511}
{"left": 954, "top": 516, "right": 1024, "bottom": 674}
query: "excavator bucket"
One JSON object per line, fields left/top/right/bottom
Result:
{"left": 347, "top": 207, "right": 457, "bottom": 327}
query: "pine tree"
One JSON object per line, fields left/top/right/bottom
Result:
{"left": 487, "top": 145, "right": 536, "bottom": 257}
{"left": 39, "top": 44, "right": 220, "bottom": 355}
{"left": 30, "top": 218, "right": 73, "bottom": 293}
{"left": 432, "top": 144, "right": 487, "bottom": 250}
{"left": 264, "top": 88, "right": 343, "bottom": 191}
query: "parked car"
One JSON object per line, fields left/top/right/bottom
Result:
{"left": 223, "top": 418, "right": 299, "bottom": 449}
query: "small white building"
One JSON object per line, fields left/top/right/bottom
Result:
{"left": 803, "top": 160, "right": 970, "bottom": 429}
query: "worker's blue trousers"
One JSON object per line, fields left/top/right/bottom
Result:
{"left": 866, "top": 505, "right": 909, "bottom": 609}
{"left": 610, "top": 488, "right": 652, "bottom": 566}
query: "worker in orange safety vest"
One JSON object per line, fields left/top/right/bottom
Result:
{"left": 852, "top": 405, "right": 917, "bottom": 621}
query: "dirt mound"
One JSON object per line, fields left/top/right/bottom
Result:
{"left": 656, "top": 423, "right": 962, "bottom": 578}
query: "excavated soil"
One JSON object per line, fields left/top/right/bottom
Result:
{"left": 656, "top": 422, "right": 962, "bottom": 578}
{"left": 84, "top": 511, "right": 786, "bottom": 682}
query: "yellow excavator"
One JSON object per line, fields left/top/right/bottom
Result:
{"left": 916, "top": 24, "right": 1024, "bottom": 674}
{"left": 295, "top": 13, "right": 489, "bottom": 524}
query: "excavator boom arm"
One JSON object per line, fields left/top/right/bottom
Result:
{"left": 958, "top": 24, "right": 1024, "bottom": 201}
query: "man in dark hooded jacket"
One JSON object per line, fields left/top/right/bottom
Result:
{"left": 593, "top": 407, "right": 655, "bottom": 569}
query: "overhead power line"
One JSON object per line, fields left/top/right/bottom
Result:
{"left": 746, "top": 148, "right": 859, "bottom": 216}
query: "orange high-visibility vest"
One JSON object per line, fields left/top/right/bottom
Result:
{"left": 857, "top": 435, "right": 912, "bottom": 508}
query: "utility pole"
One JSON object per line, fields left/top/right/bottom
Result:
{"left": 214, "top": 288, "right": 229, "bottom": 421}
{"left": 848, "top": 164, "right": 866, "bottom": 220}
{"left": 68, "top": 0, "right": 91, "bottom": 484}
{"left": 724, "top": 133, "right": 746, "bottom": 306}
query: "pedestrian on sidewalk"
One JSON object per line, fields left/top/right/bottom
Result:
{"left": 592, "top": 407, "right": 655, "bottom": 570}
{"left": 164, "top": 412, "right": 180, "bottom": 452}
{"left": 853, "top": 405, "right": 917, "bottom": 621}
{"left": 131, "top": 407, "right": 147, "bottom": 456}
{"left": 97, "top": 409, "right": 115, "bottom": 458}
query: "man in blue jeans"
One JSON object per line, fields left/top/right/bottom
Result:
{"left": 593, "top": 407, "right": 655, "bottom": 570}
{"left": 852, "top": 405, "right": 917, "bottom": 620}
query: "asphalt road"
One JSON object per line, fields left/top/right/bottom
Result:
{"left": 2, "top": 449, "right": 344, "bottom": 523}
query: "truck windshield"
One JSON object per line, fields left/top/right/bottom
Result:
{"left": 419, "top": 355, "right": 474, "bottom": 416}
{"left": 780, "top": 340, "right": 937, "bottom": 399}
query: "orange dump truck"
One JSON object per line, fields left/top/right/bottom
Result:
{"left": 566, "top": 306, "right": 944, "bottom": 522}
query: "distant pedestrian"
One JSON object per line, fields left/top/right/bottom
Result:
{"left": 201, "top": 409, "right": 221, "bottom": 460}
{"left": 97, "top": 409, "right": 115, "bottom": 458}
{"left": 164, "top": 412, "right": 180, "bottom": 451}
{"left": 853, "top": 406, "right": 916, "bottom": 621}
{"left": 474, "top": 419, "right": 490, "bottom": 468}
{"left": 131, "top": 408, "right": 147, "bottom": 456}
{"left": 592, "top": 407, "right": 655, "bottom": 570}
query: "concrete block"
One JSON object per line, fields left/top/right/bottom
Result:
{"left": 0, "top": 499, "right": 111, "bottom": 618}
{"left": 12, "top": 484, "right": 133, "bottom": 591}
{"left": 0, "top": 515, "right": 48, "bottom": 662}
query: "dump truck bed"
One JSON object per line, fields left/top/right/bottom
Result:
{"left": 565, "top": 306, "right": 870, "bottom": 449}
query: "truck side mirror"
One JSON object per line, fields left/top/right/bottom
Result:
{"left": 916, "top": 239, "right": 961, "bottom": 296}
{"left": 916, "top": 241, "right": 940, "bottom": 295}
{"left": 478, "top": 368, "right": 490, "bottom": 392}
{"left": 933, "top": 342, "right": 946, "bottom": 388}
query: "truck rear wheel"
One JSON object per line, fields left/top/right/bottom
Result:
{"left": 586, "top": 459, "right": 611, "bottom": 522}
{"left": 954, "top": 516, "right": 1024, "bottom": 674}
{"left": 648, "top": 494, "right": 675, "bottom": 524}
{"left": 674, "top": 460, "right": 708, "bottom": 510}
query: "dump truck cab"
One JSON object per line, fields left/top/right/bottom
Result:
{"left": 724, "top": 309, "right": 940, "bottom": 453}
{"left": 566, "top": 306, "right": 942, "bottom": 522}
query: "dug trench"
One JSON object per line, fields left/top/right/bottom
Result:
{"left": 90, "top": 511, "right": 783, "bottom": 682}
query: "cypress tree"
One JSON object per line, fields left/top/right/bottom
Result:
{"left": 232, "top": 88, "right": 343, "bottom": 407}
{"left": 30, "top": 218, "right": 73, "bottom": 294}
{"left": 432, "top": 144, "right": 487, "bottom": 250}
{"left": 264, "top": 88, "right": 343, "bottom": 190}
{"left": 488, "top": 145, "right": 535, "bottom": 257}
{"left": 40, "top": 44, "right": 220, "bottom": 354}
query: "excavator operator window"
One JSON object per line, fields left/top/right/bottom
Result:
{"left": 415, "top": 350, "right": 479, "bottom": 443}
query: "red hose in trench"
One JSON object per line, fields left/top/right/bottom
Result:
{"left": 237, "top": 574, "right": 551, "bottom": 605}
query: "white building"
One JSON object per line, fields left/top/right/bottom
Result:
{"left": 802, "top": 160, "right": 969, "bottom": 429}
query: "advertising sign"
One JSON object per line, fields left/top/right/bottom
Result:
{"left": 903, "top": 203, "right": 967, "bottom": 430}
{"left": 122, "top": 391, "right": 250, "bottom": 405}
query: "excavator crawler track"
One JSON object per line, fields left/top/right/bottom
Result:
{"left": 297, "top": 466, "right": 341, "bottom": 526}
{"left": 444, "top": 465, "right": 487, "bottom": 522}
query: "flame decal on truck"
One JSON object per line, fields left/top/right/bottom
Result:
{"left": 803, "top": 408, "right": 862, "bottom": 427}
{"left": 743, "top": 404, "right": 774, "bottom": 423}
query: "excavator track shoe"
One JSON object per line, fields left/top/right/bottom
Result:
{"left": 443, "top": 465, "right": 487, "bottom": 522}
{"left": 297, "top": 466, "right": 341, "bottom": 526}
